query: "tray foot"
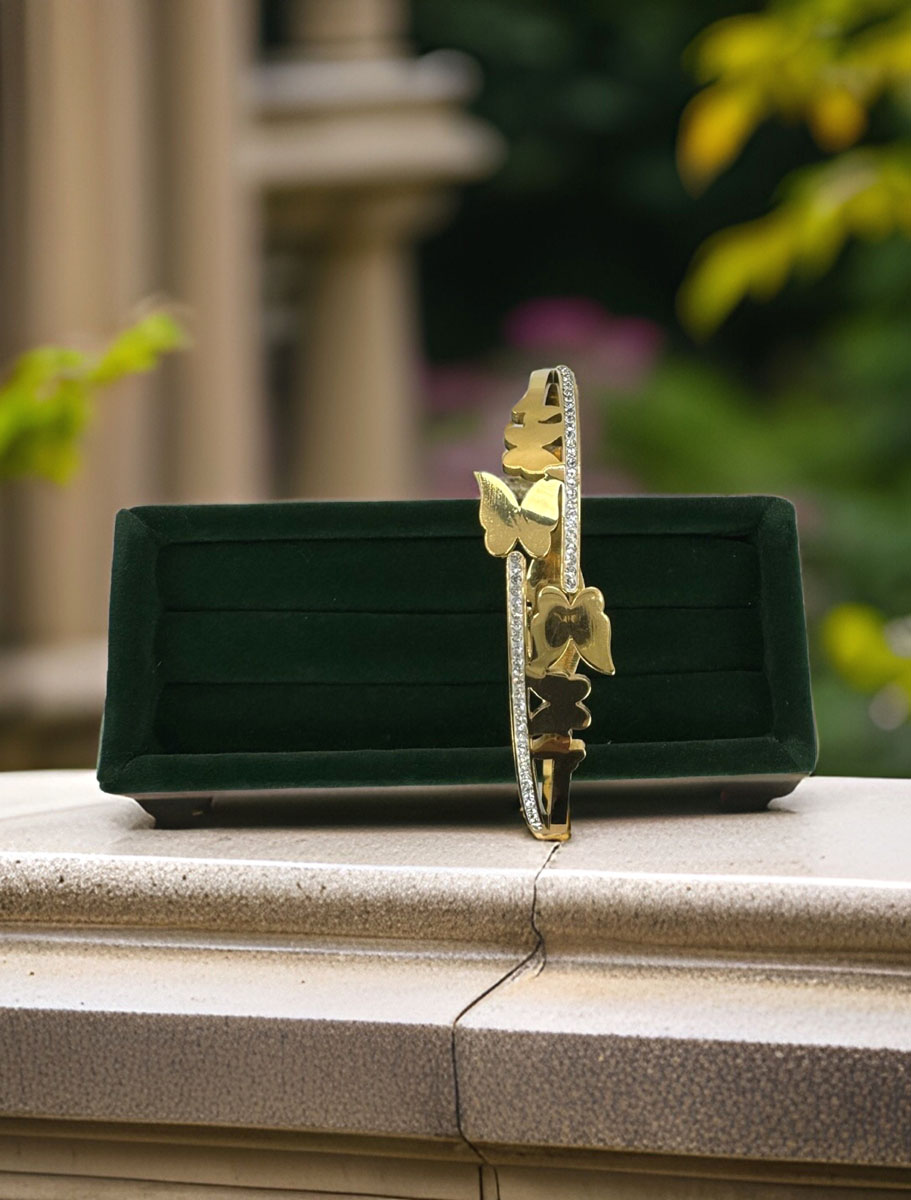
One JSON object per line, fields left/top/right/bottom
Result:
{"left": 719, "top": 787, "right": 775, "bottom": 813}
{"left": 135, "top": 796, "right": 214, "bottom": 829}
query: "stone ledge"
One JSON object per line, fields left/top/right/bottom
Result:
{"left": 0, "top": 851, "right": 539, "bottom": 948}
{"left": 457, "top": 958, "right": 911, "bottom": 1165}
{"left": 0, "top": 771, "right": 908, "bottom": 1171}
{"left": 538, "top": 870, "right": 911, "bottom": 957}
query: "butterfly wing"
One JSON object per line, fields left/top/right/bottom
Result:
{"left": 474, "top": 471, "right": 520, "bottom": 557}
{"left": 527, "top": 585, "right": 571, "bottom": 677}
{"left": 574, "top": 587, "right": 616, "bottom": 675}
{"left": 516, "top": 476, "right": 562, "bottom": 558}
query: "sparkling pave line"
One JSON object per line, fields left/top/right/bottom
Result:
{"left": 506, "top": 550, "right": 543, "bottom": 832}
{"left": 557, "top": 365, "right": 580, "bottom": 593}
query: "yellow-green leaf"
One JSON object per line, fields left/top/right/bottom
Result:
{"left": 807, "top": 86, "right": 868, "bottom": 150}
{"left": 679, "top": 148, "right": 911, "bottom": 335}
{"left": 823, "top": 604, "right": 911, "bottom": 697}
{"left": 677, "top": 84, "right": 765, "bottom": 192}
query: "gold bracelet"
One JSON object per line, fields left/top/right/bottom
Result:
{"left": 475, "top": 366, "right": 615, "bottom": 840}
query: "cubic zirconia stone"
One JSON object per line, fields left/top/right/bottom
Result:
{"left": 557, "top": 365, "right": 580, "bottom": 592}
{"left": 506, "top": 551, "right": 542, "bottom": 830}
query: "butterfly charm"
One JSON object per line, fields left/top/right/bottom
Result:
{"left": 474, "top": 471, "right": 562, "bottom": 559}
{"left": 528, "top": 585, "right": 616, "bottom": 677}
{"left": 528, "top": 672, "right": 592, "bottom": 735}
{"left": 502, "top": 409, "right": 563, "bottom": 477}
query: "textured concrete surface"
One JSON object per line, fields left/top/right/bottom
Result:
{"left": 0, "top": 938, "right": 485, "bottom": 1136}
{"left": 536, "top": 870, "right": 911, "bottom": 957}
{"left": 0, "top": 776, "right": 549, "bottom": 1140}
{"left": 457, "top": 776, "right": 911, "bottom": 1167}
{"left": 0, "top": 771, "right": 552, "bottom": 946}
{"left": 492, "top": 1163, "right": 909, "bottom": 1198}
{"left": 457, "top": 960, "right": 911, "bottom": 1163}
{"left": 0, "top": 1122, "right": 484, "bottom": 1199}
{"left": 0, "top": 771, "right": 546, "bottom": 868}
{"left": 0, "top": 850, "right": 539, "bottom": 946}
{"left": 0, "top": 771, "right": 909, "bottom": 1172}
{"left": 562, "top": 775, "right": 911, "bottom": 880}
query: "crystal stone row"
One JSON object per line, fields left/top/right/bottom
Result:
{"left": 506, "top": 549, "right": 543, "bottom": 831}
{"left": 557, "top": 365, "right": 580, "bottom": 593}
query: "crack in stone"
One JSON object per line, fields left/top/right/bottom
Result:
{"left": 450, "top": 842, "right": 561, "bottom": 1197}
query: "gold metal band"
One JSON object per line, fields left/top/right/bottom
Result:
{"left": 475, "top": 366, "right": 614, "bottom": 840}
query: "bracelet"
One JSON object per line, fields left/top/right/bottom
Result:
{"left": 475, "top": 366, "right": 615, "bottom": 840}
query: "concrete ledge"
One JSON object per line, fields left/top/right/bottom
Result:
{"left": 458, "top": 960, "right": 911, "bottom": 1164}
{"left": 0, "top": 771, "right": 908, "bottom": 1173}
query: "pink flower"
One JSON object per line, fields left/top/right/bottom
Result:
{"left": 503, "top": 297, "right": 664, "bottom": 391}
{"left": 504, "top": 297, "right": 613, "bottom": 350}
{"left": 586, "top": 316, "right": 665, "bottom": 389}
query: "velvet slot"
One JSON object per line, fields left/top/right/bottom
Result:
{"left": 155, "top": 606, "right": 763, "bottom": 685}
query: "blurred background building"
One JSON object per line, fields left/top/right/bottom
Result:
{"left": 0, "top": 0, "right": 909, "bottom": 777}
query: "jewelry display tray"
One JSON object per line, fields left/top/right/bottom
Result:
{"left": 96, "top": 496, "right": 817, "bottom": 826}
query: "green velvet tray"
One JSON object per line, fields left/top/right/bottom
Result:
{"left": 97, "top": 496, "right": 816, "bottom": 822}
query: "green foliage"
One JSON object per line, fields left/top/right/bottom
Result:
{"left": 413, "top": 1, "right": 910, "bottom": 776}
{"left": 678, "top": 0, "right": 911, "bottom": 333}
{"left": 0, "top": 311, "right": 186, "bottom": 484}
{"left": 679, "top": 148, "right": 911, "bottom": 336}
{"left": 678, "top": 0, "right": 911, "bottom": 189}
{"left": 414, "top": 0, "right": 744, "bottom": 361}
{"left": 601, "top": 278, "right": 911, "bottom": 775}
{"left": 823, "top": 604, "right": 911, "bottom": 697}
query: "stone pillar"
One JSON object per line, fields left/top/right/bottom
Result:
{"left": 157, "top": 0, "right": 266, "bottom": 503}
{"left": 0, "top": 0, "right": 268, "bottom": 769}
{"left": 0, "top": 0, "right": 268, "bottom": 639}
{"left": 242, "top": 0, "right": 503, "bottom": 499}
{"left": 295, "top": 194, "right": 425, "bottom": 498}
{"left": 0, "top": 0, "right": 158, "bottom": 642}
{"left": 287, "top": 0, "right": 409, "bottom": 59}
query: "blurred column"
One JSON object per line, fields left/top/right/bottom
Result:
{"left": 240, "top": 0, "right": 502, "bottom": 498}
{"left": 0, "top": 0, "right": 267, "bottom": 768}
{"left": 294, "top": 192, "right": 424, "bottom": 498}
{"left": 157, "top": 0, "right": 266, "bottom": 502}
{"left": 0, "top": 0, "right": 158, "bottom": 643}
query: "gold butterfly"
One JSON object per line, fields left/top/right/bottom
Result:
{"left": 502, "top": 408, "right": 563, "bottom": 477}
{"left": 528, "top": 585, "right": 616, "bottom": 677}
{"left": 474, "top": 471, "right": 562, "bottom": 559}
